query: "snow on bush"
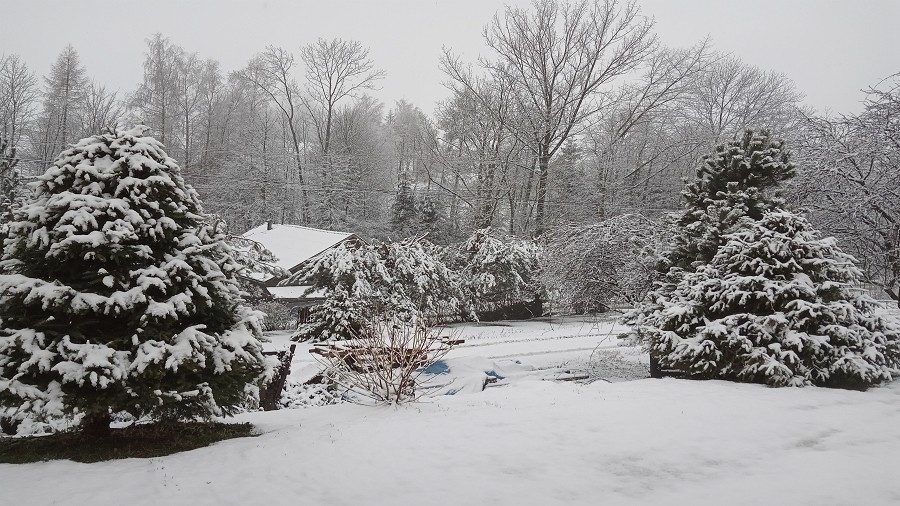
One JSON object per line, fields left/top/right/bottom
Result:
{"left": 0, "top": 127, "right": 271, "bottom": 434}
{"left": 255, "top": 301, "right": 297, "bottom": 331}
{"left": 446, "top": 228, "right": 542, "bottom": 314}
{"left": 288, "top": 238, "right": 466, "bottom": 342}
{"left": 226, "top": 233, "right": 288, "bottom": 287}
{"left": 278, "top": 374, "right": 343, "bottom": 409}
{"left": 636, "top": 211, "right": 900, "bottom": 389}
{"left": 543, "top": 214, "right": 668, "bottom": 313}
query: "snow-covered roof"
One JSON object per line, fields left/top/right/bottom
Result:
{"left": 241, "top": 223, "right": 355, "bottom": 282}
{"left": 266, "top": 285, "right": 327, "bottom": 300}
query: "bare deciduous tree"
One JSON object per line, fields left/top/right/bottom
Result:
{"left": 579, "top": 50, "right": 802, "bottom": 223}
{"left": 132, "top": 34, "right": 181, "bottom": 145}
{"left": 299, "top": 38, "right": 384, "bottom": 156}
{"left": 798, "top": 73, "right": 900, "bottom": 306}
{"left": 237, "top": 46, "right": 311, "bottom": 221}
{"left": 688, "top": 55, "right": 803, "bottom": 144}
{"left": 198, "top": 59, "right": 223, "bottom": 168}
{"left": 0, "top": 55, "right": 38, "bottom": 148}
{"left": 445, "top": 0, "right": 656, "bottom": 233}
{"left": 434, "top": 71, "right": 527, "bottom": 230}
{"left": 77, "top": 82, "right": 122, "bottom": 138}
{"left": 175, "top": 51, "right": 205, "bottom": 169}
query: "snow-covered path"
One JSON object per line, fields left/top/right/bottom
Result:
{"left": 2, "top": 378, "right": 899, "bottom": 505}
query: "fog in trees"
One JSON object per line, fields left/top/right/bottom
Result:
{"left": 0, "top": 0, "right": 895, "bottom": 302}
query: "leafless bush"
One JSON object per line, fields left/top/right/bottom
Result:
{"left": 310, "top": 316, "right": 459, "bottom": 404}
{"left": 543, "top": 214, "right": 669, "bottom": 313}
{"left": 256, "top": 301, "right": 297, "bottom": 331}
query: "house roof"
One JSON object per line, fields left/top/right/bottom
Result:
{"left": 241, "top": 223, "right": 355, "bottom": 282}
{"left": 267, "top": 285, "right": 327, "bottom": 300}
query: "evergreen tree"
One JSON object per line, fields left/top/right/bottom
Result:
{"left": 638, "top": 211, "right": 900, "bottom": 389}
{"left": 671, "top": 129, "right": 795, "bottom": 271}
{"left": 289, "top": 238, "right": 466, "bottom": 342}
{"left": 446, "top": 228, "right": 542, "bottom": 314}
{"left": 35, "top": 45, "right": 89, "bottom": 163}
{"left": 420, "top": 194, "right": 440, "bottom": 237}
{"left": 0, "top": 135, "right": 21, "bottom": 256}
{"left": 625, "top": 130, "right": 796, "bottom": 337}
{"left": 0, "top": 127, "right": 270, "bottom": 434}
{"left": 390, "top": 170, "right": 418, "bottom": 238}
{"left": 0, "top": 135, "right": 19, "bottom": 217}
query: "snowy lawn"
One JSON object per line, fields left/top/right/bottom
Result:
{"left": 273, "top": 316, "right": 641, "bottom": 388}
{"left": 3, "top": 317, "right": 900, "bottom": 505}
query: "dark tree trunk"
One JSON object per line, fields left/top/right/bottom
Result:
{"left": 534, "top": 152, "right": 550, "bottom": 235}
{"left": 649, "top": 352, "right": 662, "bottom": 379}
{"left": 82, "top": 412, "right": 112, "bottom": 437}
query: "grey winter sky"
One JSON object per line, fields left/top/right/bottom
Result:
{"left": 2, "top": 0, "right": 898, "bottom": 115}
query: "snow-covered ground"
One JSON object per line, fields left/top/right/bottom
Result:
{"left": 275, "top": 316, "right": 641, "bottom": 388}
{"left": 3, "top": 316, "right": 900, "bottom": 505}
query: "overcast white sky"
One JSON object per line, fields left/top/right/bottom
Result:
{"left": 2, "top": 0, "right": 898, "bottom": 115}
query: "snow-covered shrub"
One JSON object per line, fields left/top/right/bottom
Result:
{"left": 543, "top": 214, "right": 668, "bottom": 313}
{"left": 256, "top": 300, "right": 297, "bottom": 331}
{"left": 446, "top": 228, "right": 542, "bottom": 316}
{"left": 278, "top": 374, "right": 343, "bottom": 409}
{"left": 226, "top": 233, "right": 288, "bottom": 286}
{"left": 289, "top": 238, "right": 466, "bottom": 342}
{"left": 223, "top": 232, "right": 288, "bottom": 303}
{"left": 0, "top": 127, "right": 271, "bottom": 434}
{"left": 636, "top": 211, "right": 900, "bottom": 389}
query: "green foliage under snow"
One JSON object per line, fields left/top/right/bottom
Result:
{"left": 636, "top": 211, "right": 900, "bottom": 389}
{"left": 0, "top": 127, "right": 271, "bottom": 432}
{"left": 288, "top": 238, "right": 467, "bottom": 342}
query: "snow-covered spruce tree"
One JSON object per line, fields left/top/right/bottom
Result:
{"left": 0, "top": 127, "right": 270, "bottom": 434}
{"left": 0, "top": 135, "right": 19, "bottom": 214}
{"left": 625, "top": 130, "right": 796, "bottom": 338}
{"left": 419, "top": 194, "right": 443, "bottom": 241}
{"left": 0, "top": 136, "right": 22, "bottom": 248}
{"left": 640, "top": 211, "right": 900, "bottom": 389}
{"left": 671, "top": 129, "right": 796, "bottom": 271}
{"left": 289, "top": 238, "right": 466, "bottom": 342}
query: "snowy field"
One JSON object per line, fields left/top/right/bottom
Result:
{"left": 3, "top": 316, "right": 900, "bottom": 505}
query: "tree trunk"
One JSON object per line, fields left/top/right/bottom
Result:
{"left": 649, "top": 352, "right": 663, "bottom": 379}
{"left": 534, "top": 152, "right": 550, "bottom": 235}
{"left": 520, "top": 158, "right": 536, "bottom": 234}
{"left": 82, "top": 412, "right": 111, "bottom": 437}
